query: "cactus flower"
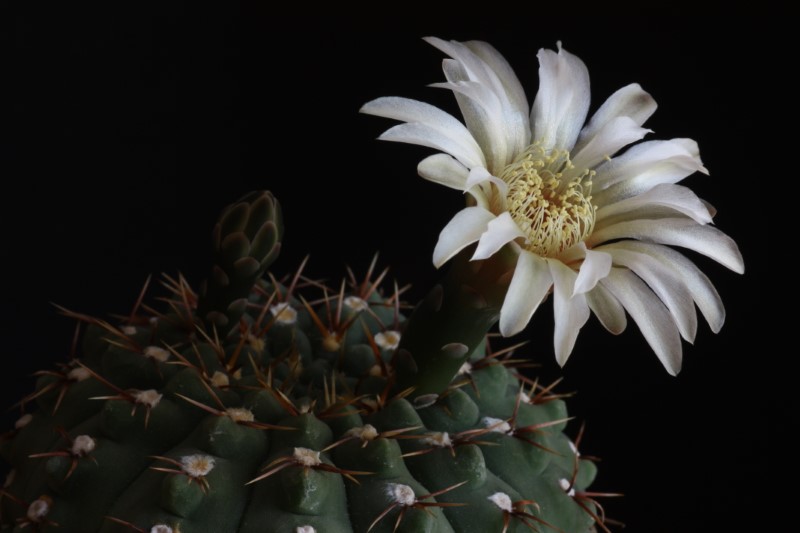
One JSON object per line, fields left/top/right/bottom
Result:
{"left": 362, "top": 38, "right": 744, "bottom": 374}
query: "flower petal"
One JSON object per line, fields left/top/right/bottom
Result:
{"left": 575, "top": 83, "right": 656, "bottom": 152}
{"left": 593, "top": 138, "right": 707, "bottom": 205}
{"left": 433, "top": 207, "right": 496, "bottom": 268}
{"left": 570, "top": 116, "right": 651, "bottom": 172}
{"left": 549, "top": 260, "right": 591, "bottom": 366}
{"left": 531, "top": 44, "right": 591, "bottom": 151}
{"left": 417, "top": 154, "right": 470, "bottom": 190}
{"left": 432, "top": 71, "right": 509, "bottom": 173}
{"left": 601, "top": 245, "right": 698, "bottom": 342}
{"left": 464, "top": 166, "right": 508, "bottom": 196}
{"left": 587, "top": 218, "right": 745, "bottom": 274}
{"left": 425, "top": 37, "right": 508, "bottom": 99}
{"left": 595, "top": 138, "right": 707, "bottom": 187}
{"left": 430, "top": 78, "right": 502, "bottom": 115}
{"left": 595, "top": 183, "right": 714, "bottom": 227}
{"left": 586, "top": 282, "right": 627, "bottom": 335}
{"left": 429, "top": 38, "right": 531, "bottom": 174}
{"left": 472, "top": 212, "right": 526, "bottom": 261}
{"left": 573, "top": 248, "right": 613, "bottom": 295}
{"left": 605, "top": 241, "right": 726, "bottom": 333}
{"left": 499, "top": 251, "right": 552, "bottom": 336}
{"left": 360, "top": 96, "right": 485, "bottom": 168}
{"left": 378, "top": 123, "right": 484, "bottom": 170}
{"left": 463, "top": 40, "right": 529, "bottom": 124}
{"left": 600, "top": 268, "right": 683, "bottom": 375}
{"left": 464, "top": 40, "right": 531, "bottom": 159}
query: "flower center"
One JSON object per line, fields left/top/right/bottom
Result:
{"left": 500, "top": 142, "right": 595, "bottom": 257}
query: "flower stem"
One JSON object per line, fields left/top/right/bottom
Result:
{"left": 392, "top": 247, "right": 516, "bottom": 400}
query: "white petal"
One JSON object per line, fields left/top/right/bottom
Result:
{"left": 573, "top": 248, "right": 613, "bottom": 295}
{"left": 430, "top": 79, "right": 502, "bottom": 117}
{"left": 417, "top": 154, "right": 470, "bottom": 190}
{"left": 464, "top": 167, "right": 508, "bottom": 196}
{"left": 671, "top": 138, "right": 705, "bottom": 159}
{"left": 605, "top": 241, "right": 726, "bottom": 333}
{"left": 555, "top": 243, "right": 586, "bottom": 264}
{"left": 464, "top": 41, "right": 531, "bottom": 158}
{"left": 432, "top": 72, "right": 508, "bottom": 173}
{"left": 472, "top": 212, "right": 526, "bottom": 261}
{"left": 378, "top": 123, "right": 483, "bottom": 169}
{"left": 575, "top": 83, "right": 656, "bottom": 152}
{"left": 596, "top": 183, "right": 714, "bottom": 226}
{"left": 570, "top": 116, "right": 651, "bottom": 172}
{"left": 499, "top": 252, "right": 552, "bottom": 336}
{"left": 428, "top": 42, "right": 530, "bottom": 172}
{"left": 593, "top": 138, "right": 707, "bottom": 205}
{"left": 360, "top": 96, "right": 472, "bottom": 141}
{"left": 586, "top": 282, "right": 627, "bottom": 334}
{"left": 427, "top": 38, "right": 530, "bottom": 171}
{"left": 601, "top": 268, "right": 682, "bottom": 375}
{"left": 595, "top": 138, "right": 707, "bottom": 187}
{"left": 433, "top": 207, "right": 496, "bottom": 268}
{"left": 601, "top": 245, "right": 698, "bottom": 342}
{"left": 587, "top": 218, "right": 745, "bottom": 274}
{"left": 425, "top": 37, "right": 508, "bottom": 99}
{"left": 549, "top": 260, "right": 591, "bottom": 366}
{"left": 531, "top": 44, "right": 591, "bottom": 151}
{"left": 703, "top": 200, "right": 718, "bottom": 219}
{"left": 465, "top": 183, "right": 492, "bottom": 211}
{"left": 427, "top": 38, "right": 526, "bottom": 114}
{"left": 463, "top": 41, "right": 529, "bottom": 124}
{"left": 361, "top": 96, "right": 485, "bottom": 168}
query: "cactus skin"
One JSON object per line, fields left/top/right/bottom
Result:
{"left": 391, "top": 247, "right": 516, "bottom": 400}
{"left": 1, "top": 193, "right": 606, "bottom": 533}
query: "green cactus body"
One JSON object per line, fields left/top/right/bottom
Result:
{"left": 1, "top": 193, "right": 605, "bottom": 533}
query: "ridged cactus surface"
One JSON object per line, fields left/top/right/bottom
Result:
{"left": 1, "top": 192, "right": 605, "bottom": 532}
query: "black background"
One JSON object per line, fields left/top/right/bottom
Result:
{"left": 1, "top": 9, "right": 783, "bottom": 532}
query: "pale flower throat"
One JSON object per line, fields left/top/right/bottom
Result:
{"left": 499, "top": 142, "right": 595, "bottom": 257}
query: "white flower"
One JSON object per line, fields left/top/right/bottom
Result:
{"left": 362, "top": 38, "right": 743, "bottom": 375}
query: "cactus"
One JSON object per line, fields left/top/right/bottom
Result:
{"left": 2, "top": 35, "right": 743, "bottom": 533}
{"left": 1, "top": 190, "right": 608, "bottom": 532}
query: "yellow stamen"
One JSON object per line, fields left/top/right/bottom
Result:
{"left": 500, "top": 142, "right": 595, "bottom": 257}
